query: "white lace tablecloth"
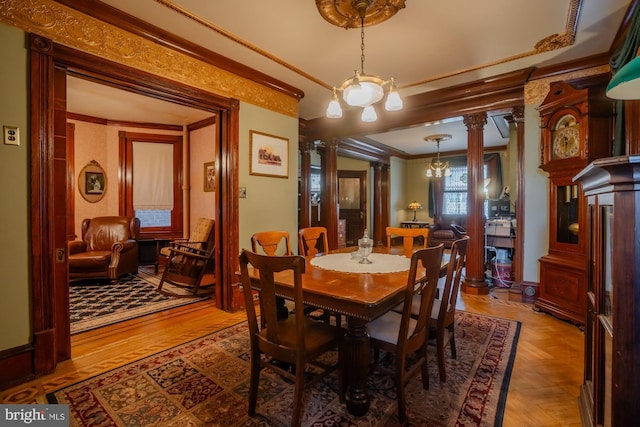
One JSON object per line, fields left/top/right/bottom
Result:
{"left": 310, "top": 252, "right": 410, "bottom": 274}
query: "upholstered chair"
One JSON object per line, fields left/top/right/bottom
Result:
{"left": 68, "top": 216, "right": 140, "bottom": 282}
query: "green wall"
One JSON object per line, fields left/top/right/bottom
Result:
{"left": 238, "top": 102, "right": 299, "bottom": 254}
{"left": 0, "top": 23, "right": 31, "bottom": 351}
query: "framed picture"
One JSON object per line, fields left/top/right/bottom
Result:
{"left": 78, "top": 160, "right": 107, "bottom": 203}
{"left": 249, "top": 130, "right": 289, "bottom": 178}
{"left": 204, "top": 161, "right": 215, "bottom": 192}
{"left": 85, "top": 172, "right": 105, "bottom": 194}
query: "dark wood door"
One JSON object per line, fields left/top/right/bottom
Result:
{"left": 338, "top": 170, "right": 367, "bottom": 246}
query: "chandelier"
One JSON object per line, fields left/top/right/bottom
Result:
{"left": 424, "top": 134, "right": 452, "bottom": 178}
{"left": 325, "top": 0, "right": 403, "bottom": 122}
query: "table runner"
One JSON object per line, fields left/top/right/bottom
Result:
{"left": 310, "top": 252, "right": 410, "bottom": 273}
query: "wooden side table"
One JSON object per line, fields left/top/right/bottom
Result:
{"left": 400, "top": 221, "right": 430, "bottom": 229}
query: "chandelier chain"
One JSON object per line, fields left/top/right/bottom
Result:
{"left": 360, "top": 14, "right": 366, "bottom": 73}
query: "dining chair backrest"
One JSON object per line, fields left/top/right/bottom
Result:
{"left": 240, "top": 250, "right": 306, "bottom": 347}
{"left": 298, "top": 226, "right": 329, "bottom": 257}
{"left": 436, "top": 236, "right": 469, "bottom": 328}
{"left": 397, "top": 244, "right": 445, "bottom": 348}
{"left": 367, "top": 243, "right": 445, "bottom": 423}
{"left": 428, "top": 235, "right": 469, "bottom": 383}
{"left": 238, "top": 249, "right": 344, "bottom": 426}
{"left": 250, "top": 230, "right": 292, "bottom": 256}
{"left": 386, "top": 226, "right": 429, "bottom": 257}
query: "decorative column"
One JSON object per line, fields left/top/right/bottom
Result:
{"left": 321, "top": 138, "right": 340, "bottom": 249}
{"left": 372, "top": 162, "right": 390, "bottom": 246}
{"left": 462, "top": 112, "right": 489, "bottom": 295}
{"left": 298, "top": 139, "right": 315, "bottom": 229}
{"left": 512, "top": 106, "right": 525, "bottom": 286}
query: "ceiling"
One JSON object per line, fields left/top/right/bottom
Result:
{"left": 67, "top": 0, "right": 632, "bottom": 156}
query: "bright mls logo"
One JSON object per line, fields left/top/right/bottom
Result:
{"left": 1, "top": 405, "right": 69, "bottom": 426}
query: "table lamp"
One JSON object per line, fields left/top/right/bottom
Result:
{"left": 408, "top": 201, "right": 422, "bottom": 221}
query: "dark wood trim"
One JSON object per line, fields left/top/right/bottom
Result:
{"left": 118, "top": 131, "right": 184, "bottom": 240}
{"left": 30, "top": 34, "right": 58, "bottom": 376}
{"left": 67, "top": 112, "right": 185, "bottom": 131}
{"left": 529, "top": 53, "right": 611, "bottom": 81}
{"left": 55, "top": 0, "right": 303, "bottom": 101}
{"left": 512, "top": 107, "right": 525, "bottom": 286}
{"left": 66, "top": 122, "right": 76, "bottom": 242}
{"left": 302, "top": 67, "right": 534, "bottom": 143}
{"left": 66, "top": 112, "right": 107, "bottom": 125}
{"left": 0, "top": 345, "right": 34, "bottom": 390}
{"left": 54, "top": 66, "right": 71, "bottom": 362}
{"left": 218, "top": 100, "right": 240, "bottom": 310}
{"left": 188, "top": 115, "right": 217, "bottom": 132}
{"left": 26, "top": 33, "right": 239, "bottom": 384}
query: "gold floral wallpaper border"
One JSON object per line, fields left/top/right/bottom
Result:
{"left": 0, "top": 0, "right": 299, "bottom": 118}
{"left": 524, "top": 64, "right": 611, "bottom": 106}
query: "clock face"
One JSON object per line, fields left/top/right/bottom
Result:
{"left": 552, "top": 114, "right": 580, "bottom": 159}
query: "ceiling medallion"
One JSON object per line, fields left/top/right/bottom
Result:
{"left": 315, "top": 0, "right": 406, "bottom": 29}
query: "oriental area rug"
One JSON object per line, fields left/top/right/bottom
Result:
{"left": 48, "top": 311, "right": 519, "bottom": 426}
{"left": 70, "top": 270, "right": 211, "bottom": 334}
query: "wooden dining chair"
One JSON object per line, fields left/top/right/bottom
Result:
{"left": 386, "top": 226, "right": 429, "bottom": 257}
{"left": 298, "top": 226, "right": 329, "bottom": 257}
{"left": 250, "top": 230, "right": 292, "bottom": 256}
{"left": 428, "top": 236, "right": 469, "bottom": 382}
{"left": 239, "top": 250, "right": 345, "bottom": 426}
{"left": 298, "top": 227, "right": 341, "bottom": 327}
{"left": 367, "top": 244, "right": 445, "bottom": 424}
{"left": 250, "top": 231, "right": 292, "bottom": 323}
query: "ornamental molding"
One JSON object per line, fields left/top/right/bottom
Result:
{"left": 524, "top": 65, "right": 611, "bottom": 106}
{"left": 0, "top": 0, "right": 298, "bottom": 118}
{"left": 315, "top": 0, "right": 407, "bottom": 29}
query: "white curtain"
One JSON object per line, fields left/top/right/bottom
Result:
{"left": 132, "top": 141, "right": 174, "bottom": 210}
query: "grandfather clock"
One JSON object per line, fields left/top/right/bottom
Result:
{"left": 535, "top": 81, "right": 613, "bottom": 325}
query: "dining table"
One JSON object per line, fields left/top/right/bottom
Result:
{"left": 243, "top": 245, "right": 449, "bottom": 416}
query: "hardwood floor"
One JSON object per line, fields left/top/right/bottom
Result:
{"left": 0, "top": 288, "right": 584, "bottom": 427}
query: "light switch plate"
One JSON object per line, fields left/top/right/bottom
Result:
{"left": 239, "top": 187, "right": 247, "bottom": 198}
{"left": 3, "top": 125, "right": 20, "bottom": 146}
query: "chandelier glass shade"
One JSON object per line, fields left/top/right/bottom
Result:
{"left": 424, "top": 134, "right": 452, "bottom": 178}
{"left": 325, "top": 0, "right": 403, "bottom": 122}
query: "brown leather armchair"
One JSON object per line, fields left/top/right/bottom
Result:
{"left": 68, "top": 216, "right": 140, "bottom": 281}
{"left": 428, "top": 223, "right": 467, "bottom": 249}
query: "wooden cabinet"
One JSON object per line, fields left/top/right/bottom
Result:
{"left": 574, "top": 156, "right": 640, "bottom": 427}
{"left": 535, "top": 81, "right": 614, "bottom": 325}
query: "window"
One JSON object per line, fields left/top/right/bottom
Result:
{"left": 442, "top": 164, "right": 489, "bottom": 216}
{"left": 120, "top": 131, "right": 183, "bottom": 237}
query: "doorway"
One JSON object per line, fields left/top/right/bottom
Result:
{"left": 338, "top": 170, "right": 367, "bottom": 246}
{"left": 29, "top": 34, "right": 239, "bottom": 375}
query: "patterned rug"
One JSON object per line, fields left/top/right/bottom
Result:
{"left": 70, "top": 271, "right": 212, "bottom": 334}
{"left": 48, "top": 311, "right": 519, "bottom": 426}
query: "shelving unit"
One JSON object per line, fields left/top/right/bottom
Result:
{"left": 484, "top": 218, "right": 515, "bottom": 288}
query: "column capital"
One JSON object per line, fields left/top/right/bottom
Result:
{"left": 512, "top": 106, "right": 525, "bottom": 124}
{"left": 299, "top": 140, "right": 315, "bottom": 153}
{"left": 463, "top": 112, "right": 487, "bottom": 130}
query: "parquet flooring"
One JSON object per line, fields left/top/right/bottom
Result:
{"left": 0, "top": 288, "right": 584, "bottom": 427}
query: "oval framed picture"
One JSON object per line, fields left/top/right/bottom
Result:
{"left": 78, "top": 160, "right": 107, "bottom": 203}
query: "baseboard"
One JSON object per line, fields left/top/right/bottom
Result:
{"left": 0, "top": 344, "right": 34, "bottom": 390}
